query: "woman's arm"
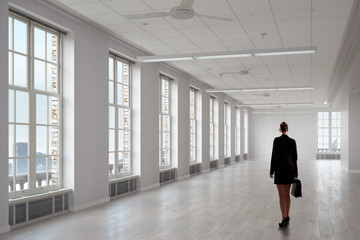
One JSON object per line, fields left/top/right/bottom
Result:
{"left": 270, "top": 139, "right": 277, "bottom": 175}
{"left": 292, "top": 140, "right": 298, "bottom": 177}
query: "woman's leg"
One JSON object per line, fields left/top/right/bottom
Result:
{"left": 276, "top": 184, "right": 287, "bottom": 221}
{"left": 284, "top": 184, "right": 291, "bottom": 217}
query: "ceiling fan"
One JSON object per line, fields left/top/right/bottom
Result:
{"left": 219, "top": 68, "right": 260, "bottom": 77}
{"left": 124, "top": 0, "right": 233, "bottom": 21}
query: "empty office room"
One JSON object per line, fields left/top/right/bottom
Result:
{"left": 1, "top": 0, "right": 360, "bottom": 239}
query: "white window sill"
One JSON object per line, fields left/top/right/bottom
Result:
{"left": 9, "top": 188, "right": 72, "bottom": 205}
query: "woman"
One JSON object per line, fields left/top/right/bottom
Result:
{"left": 270, "top": 122, "right": 298, "bottom": 228}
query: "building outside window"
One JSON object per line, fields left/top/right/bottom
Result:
{"left": 190, "top": 88, "right": 197, "bottom": 163}
{"left": 159, "top": 75, "right": 171, "bottom": 168}
{"left": 209, "top": 96, "right": 215, "bottom": 160}
{"left": 8, "top": 13, "right": 62, "bottom": 196}
{"left": 318, "top": 112, "right": 341, "bottom": 152}
{"left": 108, "top": 55, "right": 131, "bottom": 178}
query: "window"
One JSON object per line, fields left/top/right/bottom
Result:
{"left": 190, "top": 88, "right": 196, "bottom": 163}
{"left": 235, "top": 107, "right": 241, "bottom": 155}
{"left": 209, "top": 96, "right": 215, "bottom": 159}
{"left": 109, "top": 55, "right": 131, "bottom": 178}
{"left": 224, "top": 102, "right": 229, "bottom": 156}
{"left": 318, "top": 112, "right": 341, "bottom": 152}
{"left": 244, "top": 110, "right": 248, "bottom": 154}
{"left": 8, "top": 13, "right": 62, "bottom": 196}
{"left": 159, "top": 76, "right": 171, "bottom": 168}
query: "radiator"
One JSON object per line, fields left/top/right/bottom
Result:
{"left": 9, "top": 189, "right": 71, "bottom": 227}
{"left": 160, "top": 169, "right": 176, "bottom": 184}
{"left": 316, "top": 153, "right": 341, "bottom": 160}
{"left": 190, "top": 163, "right": 201, "bottom": 176}
{"left": 210, "top": 160, "right": 218, "bottom": 170}
{"left": 109, "top": 176, "right": 138, "bottom": 198}
{"left": 235, "top": 155, "right": 241, "bottom": 162}
{"left": 224, "top": 157, "right": 231, "bottom": 165}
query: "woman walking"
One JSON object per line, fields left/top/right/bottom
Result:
{"left": 270, "top": 122, "right": 298, "bottom": 228}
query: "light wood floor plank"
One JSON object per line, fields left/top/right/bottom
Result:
{"left": 1, "top": 159, "right": 360, "bottom": 240}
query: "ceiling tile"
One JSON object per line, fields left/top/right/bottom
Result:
{"left": 269, "top": 0, "right": 311, "bottom": 11}
{"left": 104, "top": 0, "right": 152, "bottom": 14}
{"left": 312, "top": 5, "right": 353, "bottom": 18}
{"left": 273, "top": 9, "right": 311, "bottom": 21}
{"left": 66, "top": 2, "right": 115, "bottom": 15}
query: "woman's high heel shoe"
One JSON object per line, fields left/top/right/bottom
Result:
{"left": 279, "top": 217, "right": 289, "bottom": 228}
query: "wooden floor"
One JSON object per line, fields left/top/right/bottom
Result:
{"left": 2, "top": 158, "right": 360, "bottom": 240}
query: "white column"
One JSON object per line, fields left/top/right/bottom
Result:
{"left": 0, "top": 0, "right": 10, "bottom": 233}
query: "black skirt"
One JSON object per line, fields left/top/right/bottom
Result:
{"left": 274, "top": 168, "right": 295, "bottom": 184}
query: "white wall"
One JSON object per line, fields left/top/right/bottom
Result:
{"left": 249, "top": 111, "right": 317, "bottom": 160}
{"left": 349, "top": 93, "right": 360, "bottom": 171}
{"left": 341, "top": 96, "right": 349, "bottom": 171}
{"left": 0, "top": 0, "right": 10, "bottom": 234}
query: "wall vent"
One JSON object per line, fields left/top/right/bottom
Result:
{"left": 235, "top": 155, "right": 241, "bottom": 162}
{"left": 316, "top": 153, "right": 340, "bottom": 160}
{"left": 243, "top": 153, "right": 248, "bottom": 160}
{"left": 109, "top": 176, "right": 138, "bottom": 199}
{"left": 210, "top": 160, "right": 218, "bottom": 170}
{"left": 160, "top": 168, "right": 176, "bottom": 184}
{"left": 9, "top": 190, "right": 71, "bottom": 227}
{"left": 224, "top": 157, "right": 231, "bottom": 165}
{"left": 190, "top": 163, "right": 201, "bottom": 176}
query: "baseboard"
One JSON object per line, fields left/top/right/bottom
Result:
{"left": 219, "top": 164, "right": 225, "bottom": 168}
{"left": 348, "top": 169, "right": 360, "bottom": 173}
{"left": 202, "top": 169, "right": 211, "bottom": 174}
{"left": 0, "top": 225, "right": 10, "bottom": 234}
{"left": 178, "top": 174, "right": 190, "bottom": 181}
{"left": 140, "top": 183, "right": 160, "bottom": 192}
{"left": 72, "top": 197, "right": 110, "bottom": 212}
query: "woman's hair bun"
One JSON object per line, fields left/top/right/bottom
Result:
{"left": 280, "top": 121, "right": 288, "bottom": 132}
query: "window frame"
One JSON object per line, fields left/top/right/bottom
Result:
{"left": 244, "top": 110, "right": 248, "bottom": 154}
{"left": 235, "top": 107, "right": 241, "bottom": 155}
{"left": 159, "top": 75, "right": 172, "bottom": 169}
{"left": 108, "top": 54, "right": 132, "bottom": 178}
{"left": 317, "top": 111, "right": 341, "bottom": 153}
{"left": 189, "top": 88, "right": 197, "bottom": 164}
{"left": 224, "top": 102, "right": 228, "bottom": 157}
{"left": 8, "top": 13, "right": 63, "bottom": 198}
{"left": 209, "top": 96, "right": 215, "bottom": 160}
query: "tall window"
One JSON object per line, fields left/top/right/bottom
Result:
{"left": 190, "top": 88, "right": 196, "bottom": 163}
{"left": 244, "top": 110, "right": 248, "bottom": 154}
{"left": 109, "top": 55, "right": 131, "bottom": 178}
{"left": 224, "top": 102, "right": 228, "bottom": 156}
{"left": 8, "top": 14, "right": 62, "bottom": 196}
{"left": 160, "top": 76, "right": 171, "bottom": 168}
{"left": 235, "top": 107, "right": 241, "bottom": 155}
{"left": 318, "top": 112, "right": 341, "bottom": 152}
{"left": 209, "top": 96, "right": 215, "bottom": 159}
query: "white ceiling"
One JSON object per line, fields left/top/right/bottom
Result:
{"left": 54, "top": 0, "right": 354, "bottom": 108}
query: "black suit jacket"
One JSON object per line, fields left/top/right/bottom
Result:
{"left": 270, "top": 134, "right": 298, "bottom": 177}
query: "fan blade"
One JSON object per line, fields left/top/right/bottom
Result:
{"left": 125, "top": 12, "right": 170, "bottom": 20}
{"left": 179, "top": 0, "right": 195, "bottom": 9}
{"left": 195, "top": 13, "right": 233, "bottom": 21}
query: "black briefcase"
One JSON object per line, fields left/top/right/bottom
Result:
{"left": 291, "top": 178, "right": 302, "bottom": 198}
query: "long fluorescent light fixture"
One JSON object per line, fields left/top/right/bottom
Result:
{"left": 137, "top": 46, "right": 317, "bottom": 62}
{"left": 237, "top": 102, "right": 314, "bottom": 107}
{"left": 205, "top": 86, "right": 314, "bottom": 93}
